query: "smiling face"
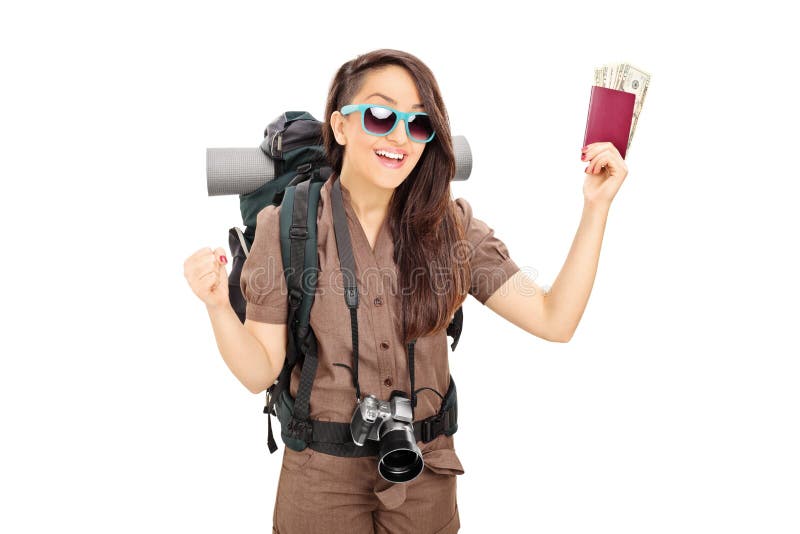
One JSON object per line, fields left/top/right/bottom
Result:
{"left": 330, "top": 65, "right": 428, "bottom": 192}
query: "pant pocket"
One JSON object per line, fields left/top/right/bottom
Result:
{"left": 281, "top": 447, "right": 317, "bottom": 473}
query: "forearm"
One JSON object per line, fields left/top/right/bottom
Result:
{"left": 546, "top": 200, "right": 610, "bottom": 341}
{"left": 206, "top": 303, "right": 274, "bottom": 394}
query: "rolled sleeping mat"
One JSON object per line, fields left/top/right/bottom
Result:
{"left": 452, "top": 135, "right": 472, "bottom": 184}
{"left": 207, "top": 135, "right": 472, "bottom": 196}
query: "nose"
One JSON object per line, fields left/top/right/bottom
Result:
{"left": 386, "top": 118, "right": 409, "bottom": 144}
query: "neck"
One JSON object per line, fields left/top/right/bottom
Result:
{"left": 338, "top": 171, "right": 393, "bottom": 223}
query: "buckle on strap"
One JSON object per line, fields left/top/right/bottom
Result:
{"left": 344, "top": 286, "right": 358, "bottom": 308}
{"left": 419, "top": 411, "right": 450, "bottom": 443}
{"left": 288, "top": 288, "right": 303, "bottom": 306}
{"left": 287, "top": 417, "right": 314, "bottom": 442}
{"left": 289, "top": 225, "right": 308, "bottom": 239}
{"left": 263, "top": 389, "right": 275, "bottom": 415}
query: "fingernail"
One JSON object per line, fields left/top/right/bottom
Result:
{"left": 581, "top": 154, "right": 586, "bottom": 161}
{"left": 584, "top": 167, "right": 589, "bottom": 173}
{"left": 220, "top": 255, "right": 228, "bottom": 264}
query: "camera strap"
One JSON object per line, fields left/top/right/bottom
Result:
{"left": 330, "top": 175, "right": 419, "bottom": 412}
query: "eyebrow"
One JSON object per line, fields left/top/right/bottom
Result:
{"left": 365, "top": 92, "right": 425, "bottom": 110}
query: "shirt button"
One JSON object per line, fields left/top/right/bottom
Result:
{"left": 380, "top": 341, "right": 390, "bottom": 351}
{"left": 374, "top": 297, "right": 383, "bottom": 306}
{"left": 384, "top": 377, "right": 393, "bottom": 387}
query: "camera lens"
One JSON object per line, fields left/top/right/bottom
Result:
{"left": 378, "top": 422, "right": 424, "bottom": 483}
{"left": 383, "top": 449, "right": 417, "bottom": 470}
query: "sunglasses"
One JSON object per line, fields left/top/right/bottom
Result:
{"left": 340, "top": 104, "right": 436, "bottom": 143}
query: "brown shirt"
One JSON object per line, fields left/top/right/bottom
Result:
{"left": 240, "top": 172, "right": 520, "bottom": 467}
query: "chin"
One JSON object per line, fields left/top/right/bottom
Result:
{"left": 377, "top": 172, "right": 410, "bottom": 190}
{"left": 365, "top": 164, "right": 410, "bottom": 191}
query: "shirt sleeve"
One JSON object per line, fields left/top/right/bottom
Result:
{"left": 454, "top": 197, "right": 521, "bottom": 305}
{"left": 239, "top": 204, "right": 288, "bottom": 324}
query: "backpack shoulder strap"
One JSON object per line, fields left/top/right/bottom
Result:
{"left": 263, "top": 173, "right": 324, "bottom": 453}
{"left": 279, "top": 176, "right": 324, "bottom": 344}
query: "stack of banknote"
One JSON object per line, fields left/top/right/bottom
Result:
{"left": 593, "top": 63, "right": 651, "bottom": 153}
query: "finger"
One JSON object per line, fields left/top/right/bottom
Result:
{"left": 582, "top": 144, "right": 603, "bottom": 162}
{"left": 213, "top": 247, "right": 229, "bottom": 287}
{"left": 212, "top": 247, "right": 228, "bottom": 266}
{"left": 185, "top": 251, "right": 218, "bottom": 281}
{"left": 197, "top": 247, "right": 227, "bottom": 276}
{"left": 213, "top": 247, "right": 228, "bottom": 275}
{"left": 582, "top": 141, "right": 602, "bottom": 154}
{"left": 595, "top": 155, "right": 614, "bottom": 175}
{"left": 185, "top": 247, "right": 227, "bottom": 287}
{"left": 593, "top": 155, "right": 610, "bottom": 175}
{"left": 604, "top": 142, "right": 621, "bottom": 158}
{"left": 582, "top": 142, "right": 615, "bottom": 162}
{"left": 184, "top": 247, "right": 212, "bottom": 274}
{"left": 586, "top": 150, "right": 610, "bottom": 174}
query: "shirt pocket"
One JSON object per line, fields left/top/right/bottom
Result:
{"left": 309, "top": 269, "right": 349, "bottom": 335}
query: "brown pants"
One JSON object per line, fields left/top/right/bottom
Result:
{"left": 272, "top": 436, "right": 463, "bottom": 533}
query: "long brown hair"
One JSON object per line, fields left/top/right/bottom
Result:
{"left": 322, "top": 49, "right": 470, "bottom": 344}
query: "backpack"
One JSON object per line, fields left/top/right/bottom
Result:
{"left": 227, "top": 110, "right": 327, "bottom": 323}
{"left": 226, "top": 111, "right": 463, "bottom": 455}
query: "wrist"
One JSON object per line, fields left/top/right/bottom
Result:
{"left": 583, "top": 198, "right": 611, "bottom": 214}
{"left": 206, "top": 300, "right": 232, "bottom": 316}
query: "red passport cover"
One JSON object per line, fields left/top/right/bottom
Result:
{"left": 583, "top": 86, "right": 635, "bottom": 159}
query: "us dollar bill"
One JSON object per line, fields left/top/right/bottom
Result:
{"left": 592, "top": 62, "right": 650, "bottom": 153}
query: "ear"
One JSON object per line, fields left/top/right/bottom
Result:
{"left": 330, "top": 111, "right": 347, "bottom": 146}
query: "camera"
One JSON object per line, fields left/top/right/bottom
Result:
{"left": 350, "top": 393, "right": 423, "bottom": 483}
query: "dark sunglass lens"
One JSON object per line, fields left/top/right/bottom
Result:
{"left": 408, "top": 114, "right": 433, "bottom": 141}
{"left": 364, "top": 106, "right": 396, "bottom": 135}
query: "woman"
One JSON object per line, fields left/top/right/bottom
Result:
{"left": 184, "top": 48, "right": 628, "bottom": 533}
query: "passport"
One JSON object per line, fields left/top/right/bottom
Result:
{"left": 582, "top": 85, "right": 635, "bottom": 159}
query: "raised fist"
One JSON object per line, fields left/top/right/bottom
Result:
{"left": 184, "top": 246, "right": 230, "bottom": 310}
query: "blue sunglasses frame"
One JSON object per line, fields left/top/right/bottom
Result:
{"left": 340, "top": 103, "right": 436, "bottom": 143}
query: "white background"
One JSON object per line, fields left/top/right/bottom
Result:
{"left": 2, "top": 1, "right": 798, "bottom": 532}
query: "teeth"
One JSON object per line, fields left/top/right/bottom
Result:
{"left": 375, "top": 150, "right": 404, "bottom": 160}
